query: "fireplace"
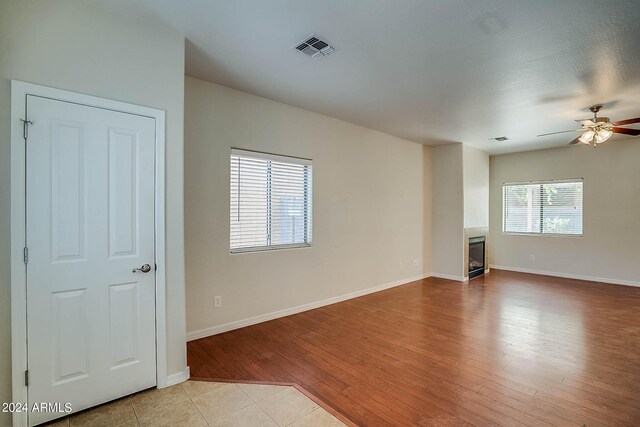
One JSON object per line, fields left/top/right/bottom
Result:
{"left": 468, "top": 236, "right": 485, "bottom": 279}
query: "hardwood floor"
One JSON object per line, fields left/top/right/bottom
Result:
{"left": 188, "top": 270, "right": 640, "bottom": 426}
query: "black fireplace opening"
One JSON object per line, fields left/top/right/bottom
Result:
{"left": 468, "top": 236, "right": 485, "bottom": 279}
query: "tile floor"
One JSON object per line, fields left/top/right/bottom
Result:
{"left": 43, "top": 380, "right": 346, "bottom": 427}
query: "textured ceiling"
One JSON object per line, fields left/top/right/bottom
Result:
{"left": 102, "top": 0, "right": 640, "bottom": 154}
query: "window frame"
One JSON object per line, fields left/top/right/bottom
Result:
{"left": 230, "top": 148, "right": 313, "bottom": 254}
{"left": 502, "top": 178, "right": 584, "bottom": 237}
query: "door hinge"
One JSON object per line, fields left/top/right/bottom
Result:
{"left": 23, "top": 247, "right": 28, "bottom": 264}
{"left": 20, "top": 119, "right": 33, "bottom": 141}
{"left": 24, "top": 370, "right": 29, "bottom": 387}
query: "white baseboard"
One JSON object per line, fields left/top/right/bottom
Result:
{"left": 430, "top": 272, "right": 466, "bottom": 282}
{"left": 186, "top": 273, "right": 431, "bottom": 341}
{"left": 489, "top": 264, "right": 640, "bottom": 288}
{"left": 161, "top": 366, "right": 190, "bottom": 388}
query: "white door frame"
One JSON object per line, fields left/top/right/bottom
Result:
{"left": 10, "top": 80, "right": 168, "bottom": 427}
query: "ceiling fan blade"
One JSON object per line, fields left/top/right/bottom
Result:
{"left": 537, "top": 129, "right": 579, "bottom": 137}
{"left": 612, "top": 117, "right": 640, "bottom": 126}
{"left": 568, "top": 137, "right": 581, "bottom": 145}
{"left": 575, "top": 119, "right": 595, "bottom": 127}
{"left": 612, "top": 127, "right": 640, "bottom": 136}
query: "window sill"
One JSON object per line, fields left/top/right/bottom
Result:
{"left": 230, "top": 243, "right": 313, "bottom": 255}
{"left": 502, "top": 232, "right": 583, "bottom": 238}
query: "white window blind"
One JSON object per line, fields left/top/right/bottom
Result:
{"left": 230, "top": 149, "right": 312, "bottom": 253}
{"left": 503, "top": 179, "right": 583, "bottom": 235}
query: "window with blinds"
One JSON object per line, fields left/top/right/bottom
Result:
{"left": 230, "top": 149, "right": 312, "bottom": 253}
{"left": 503, "top": 179, "right": 583, "bottom": 235}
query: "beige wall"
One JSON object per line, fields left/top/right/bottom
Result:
{"left": 463, "top": 145, "right": 489, "bottom": 229}
{"left": 184, "top": 77, "right": 427, "bottom": 337}
{"left": 430, "top": 144, "right": 465, "bottom": 279}
{"left": 0, "top": 1, "right": 187, "bottom": 420}
{"left": 430, "top": 144, "right": 490, "bottom": 280}
{"left": 422, "top": 146, "right": 433, "bottom": 275}
{"left": 489, "top": 140, "right": 640, "bottom": 285}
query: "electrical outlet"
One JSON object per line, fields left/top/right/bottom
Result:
{"left": 529, "top": 255, "right": 535, "bottom": 262}
{"left": 214, "top": 296, "right": 222, "bottom": 308}
{"left": 412, "top": 259, "right": 420, "bottom": 267}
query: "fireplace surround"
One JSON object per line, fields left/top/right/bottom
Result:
{"left": 464, "top": 227, "right": 488, "bottom": 280}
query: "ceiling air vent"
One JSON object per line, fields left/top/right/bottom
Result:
{"left": 491, "top": 136, "right": 509, "bottom": 142}
{"left": 293, "top": 34, "right": 335, "bottom": 59}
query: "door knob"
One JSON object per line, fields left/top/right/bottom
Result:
{"left": 132, "top": 264, "right": 152, "bottom": 273}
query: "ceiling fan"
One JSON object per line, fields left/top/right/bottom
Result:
{"left": 537, "top": 105, "right": 640, "bottom": 147}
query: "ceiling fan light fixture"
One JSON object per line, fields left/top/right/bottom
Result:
{"left": 594, "top": 128, "right": 613, "bottom": 144}
{"left": 579, "top": 129, "right": 595, "bottom": 144}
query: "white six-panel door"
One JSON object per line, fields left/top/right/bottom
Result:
{"left": 26, "top": 95, "right": 157, "bottom": 426}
